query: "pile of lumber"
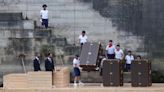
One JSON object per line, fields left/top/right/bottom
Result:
{"left": 53, "top": 67, "right": 70, "bottom": 88}
{"left": 3, "top": 68, "right": 70, "bottom": 89}
{"left": 27, "top": 72, "right": 52, "bottom": 89}
{"left": 3, "top": 74, "right": 27, "bottom": 89}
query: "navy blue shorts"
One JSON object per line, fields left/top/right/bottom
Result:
{"left": 107, "top": 54, "right": 115, "bottom": 59}
{"left": 42, "top": 19, "right": 48, "bottom": 28}
{"left": 126, "top": 64, "right": 131, "bottom": 70}
{"left": 74, "top": 67, "right": 81, "bottom": 76}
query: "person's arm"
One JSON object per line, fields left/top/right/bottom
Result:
{"left": 40, "top": 10, "right": 42, "bottom": 18}
{"left": 131, "top": 55, "right": 134, "bottom": 61}
{"left": 86, "top": 36, "right": 88, "bottom": 42}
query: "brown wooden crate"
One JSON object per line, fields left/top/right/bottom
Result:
{"left": 3, "top": 74, "right": 28, "bottom": 89}
{"left": 27, "top": 71, "right": 52, "bottom": 88}
{"left": 52, "top": 67, "right": 70, "bottom": 88}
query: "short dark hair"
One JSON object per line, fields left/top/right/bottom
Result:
{"left": 137, "top": 55, "right": 141, "bottom": 59}
{"left": 116, "top": 44, "right": 120, "bottom": 47}
{"left": 128, "top": 50, "right": 131, "bottom": 53}
{"left": 42, "top": 4, "right": 47, "bottom": 7}
{"left": 47, "top": 53, "right": 51, "bottom": 56}
{"left": 82, "top": 31, "right": 86, "bottom": 34}
{"left": 109, "top": 40, "right": 113, "bottom": 42}
{"left": 75, "top": 54, "right": 79, "bottom": 57}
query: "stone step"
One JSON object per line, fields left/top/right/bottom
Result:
{"left": 0, "top": 3, "right": 90, "bottom": 11}
{"left": 34, "top": 29, "right": 52, "bottom": 38}
{"left": 0, "top": 13, "right": 22, "bottom": 21}
{"left": 0, "top": 0, "right": 75, "bottom": 5}
{"left": 123, "top": 72, "right": 131, "bottom": 83}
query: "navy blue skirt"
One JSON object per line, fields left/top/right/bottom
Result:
{"left": 74, "top": 67, "right": 81, "bottom": 76}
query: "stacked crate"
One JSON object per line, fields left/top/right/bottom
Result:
{"left": 27, "top": 72, "right": 52, "bottom": 89}
{"left": 53, "top": 67, "right": 70, "bottom": 88}
{"left": 131, "top": 60, "right": 152, "bottom": 87}
{"left": 102, "top": 59, "right": 123, "bottom": 86}
{"left": 3, "top": 74, "right": 27, "bottom": 89}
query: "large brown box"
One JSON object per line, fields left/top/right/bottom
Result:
{"left": 131, "top": 59, "right": 152, "bottom": 87}
{"left": 102, "top": 59, "right": 123, "bottom": 86}
{"left": 27, "top": 72, "right": 52, "bottom": 88}
{"left": 3, "top": 74, "right": 27, "bottom": 89}
{"left": 80, "top": 42, "right": 101, "bottom": 71}
{"left": 52, "top": 67, "right": 70, "bottom": 88}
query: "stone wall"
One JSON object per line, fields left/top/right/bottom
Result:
{"left": 0, "top": 0, "right": 143, "bottom": 51}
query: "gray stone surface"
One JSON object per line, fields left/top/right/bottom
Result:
{"left": 0, "top": 0, "right": 143, "bottom": 51}
{"left": 23, "top": 20, "right": 35, "bottom": 30}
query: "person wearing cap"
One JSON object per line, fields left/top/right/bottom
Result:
{"left": 106, "top": 40, "right": 115, "bottom": 59}
{"left": 40, "top": 4, "right": 49, "bottom": 28}
{"left": 125, "top": 50, "right": 134, "bottom": 72}
{"left": 73, "top": 55, "right": 84, "bottom": 87}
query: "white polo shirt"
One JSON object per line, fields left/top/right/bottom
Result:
{"left": 106, "top": 45, "right": 115, "bottom": 54}
{"left": 73, "top": 58, "right": 80, "bottom": 68}
{"left": 115, "top": 49, "right": 124, "bottom": 60}
{"left": 40, "top": 10, "right": 48, "bottom": 19}
{"left": 125, "top": 55, "right": 134, "bottom": 64}
{"left": 79, "top": 35, "right": 87, "bottom": 44}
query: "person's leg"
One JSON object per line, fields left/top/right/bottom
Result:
{"left": 77, "top": 76, "right": 80, "bottom": 82}
{"left": 126, "top": 64, "right": 130, "bottom": 72}
{"left": 45, "top": 19, "right": 48, "bottom": 28}
{"left": 129, "top": 64, "right": 131, "bottom": 71}
{"left": 107, "top": 54, "right": 110, "bottom": 59}
{"left": 80, "top": 43, "right": 83, "bottom": 50}
{"left": 74, "top": 76, "right": 77, "bottom": 83}
{"left": 77, "top": 69, "right": 84, "bottom": 85}
{"left": 42, "top": 19, "right": 44, "bottom": 26}
{"left": 74, "top": 76, "right": 78, "bottom": 87}
{"left": 73, "top": 67, "right": 78, "bottom": 87}
{"left": 112, "top": 54, "right": 115, "bottom": 59}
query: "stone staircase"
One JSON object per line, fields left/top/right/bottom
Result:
{"left": 0, "top": 0, "right": 142, "bottom": 51}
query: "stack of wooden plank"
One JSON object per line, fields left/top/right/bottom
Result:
{"left": 3, "top": 74, "right": 27, "bottom": 89}
{"left": 27, "top": 72, "right": 52, "bottom": 89}
{"left": 53, "top": 67, "right": 70, "bottom": 88}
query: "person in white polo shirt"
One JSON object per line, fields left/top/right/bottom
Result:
{"left": 73, "top": 55, "right": 84, "bottom": 87}
{"left": 106, "top": 40, "right": 115, "bottom": 59}
{"left": 115, "top": 45, "right": 124, "bottom": 60}
{"left": 79, "top": 31, "right": 87, "bottom": 49}
{"left": 125, "top": 50, "right": 134, "bottom": 72}
{"left": 40, "top": 4, "right": 48, "bottom": 28}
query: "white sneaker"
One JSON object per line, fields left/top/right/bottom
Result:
{"left": 73, "top": 83, "right": 77, "bottom": 87}
{"left": 79, "top": 82, "right": 84, "bottom": 86}
{"left": 95, "top": 67, "right": 99, "bottom": 70}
